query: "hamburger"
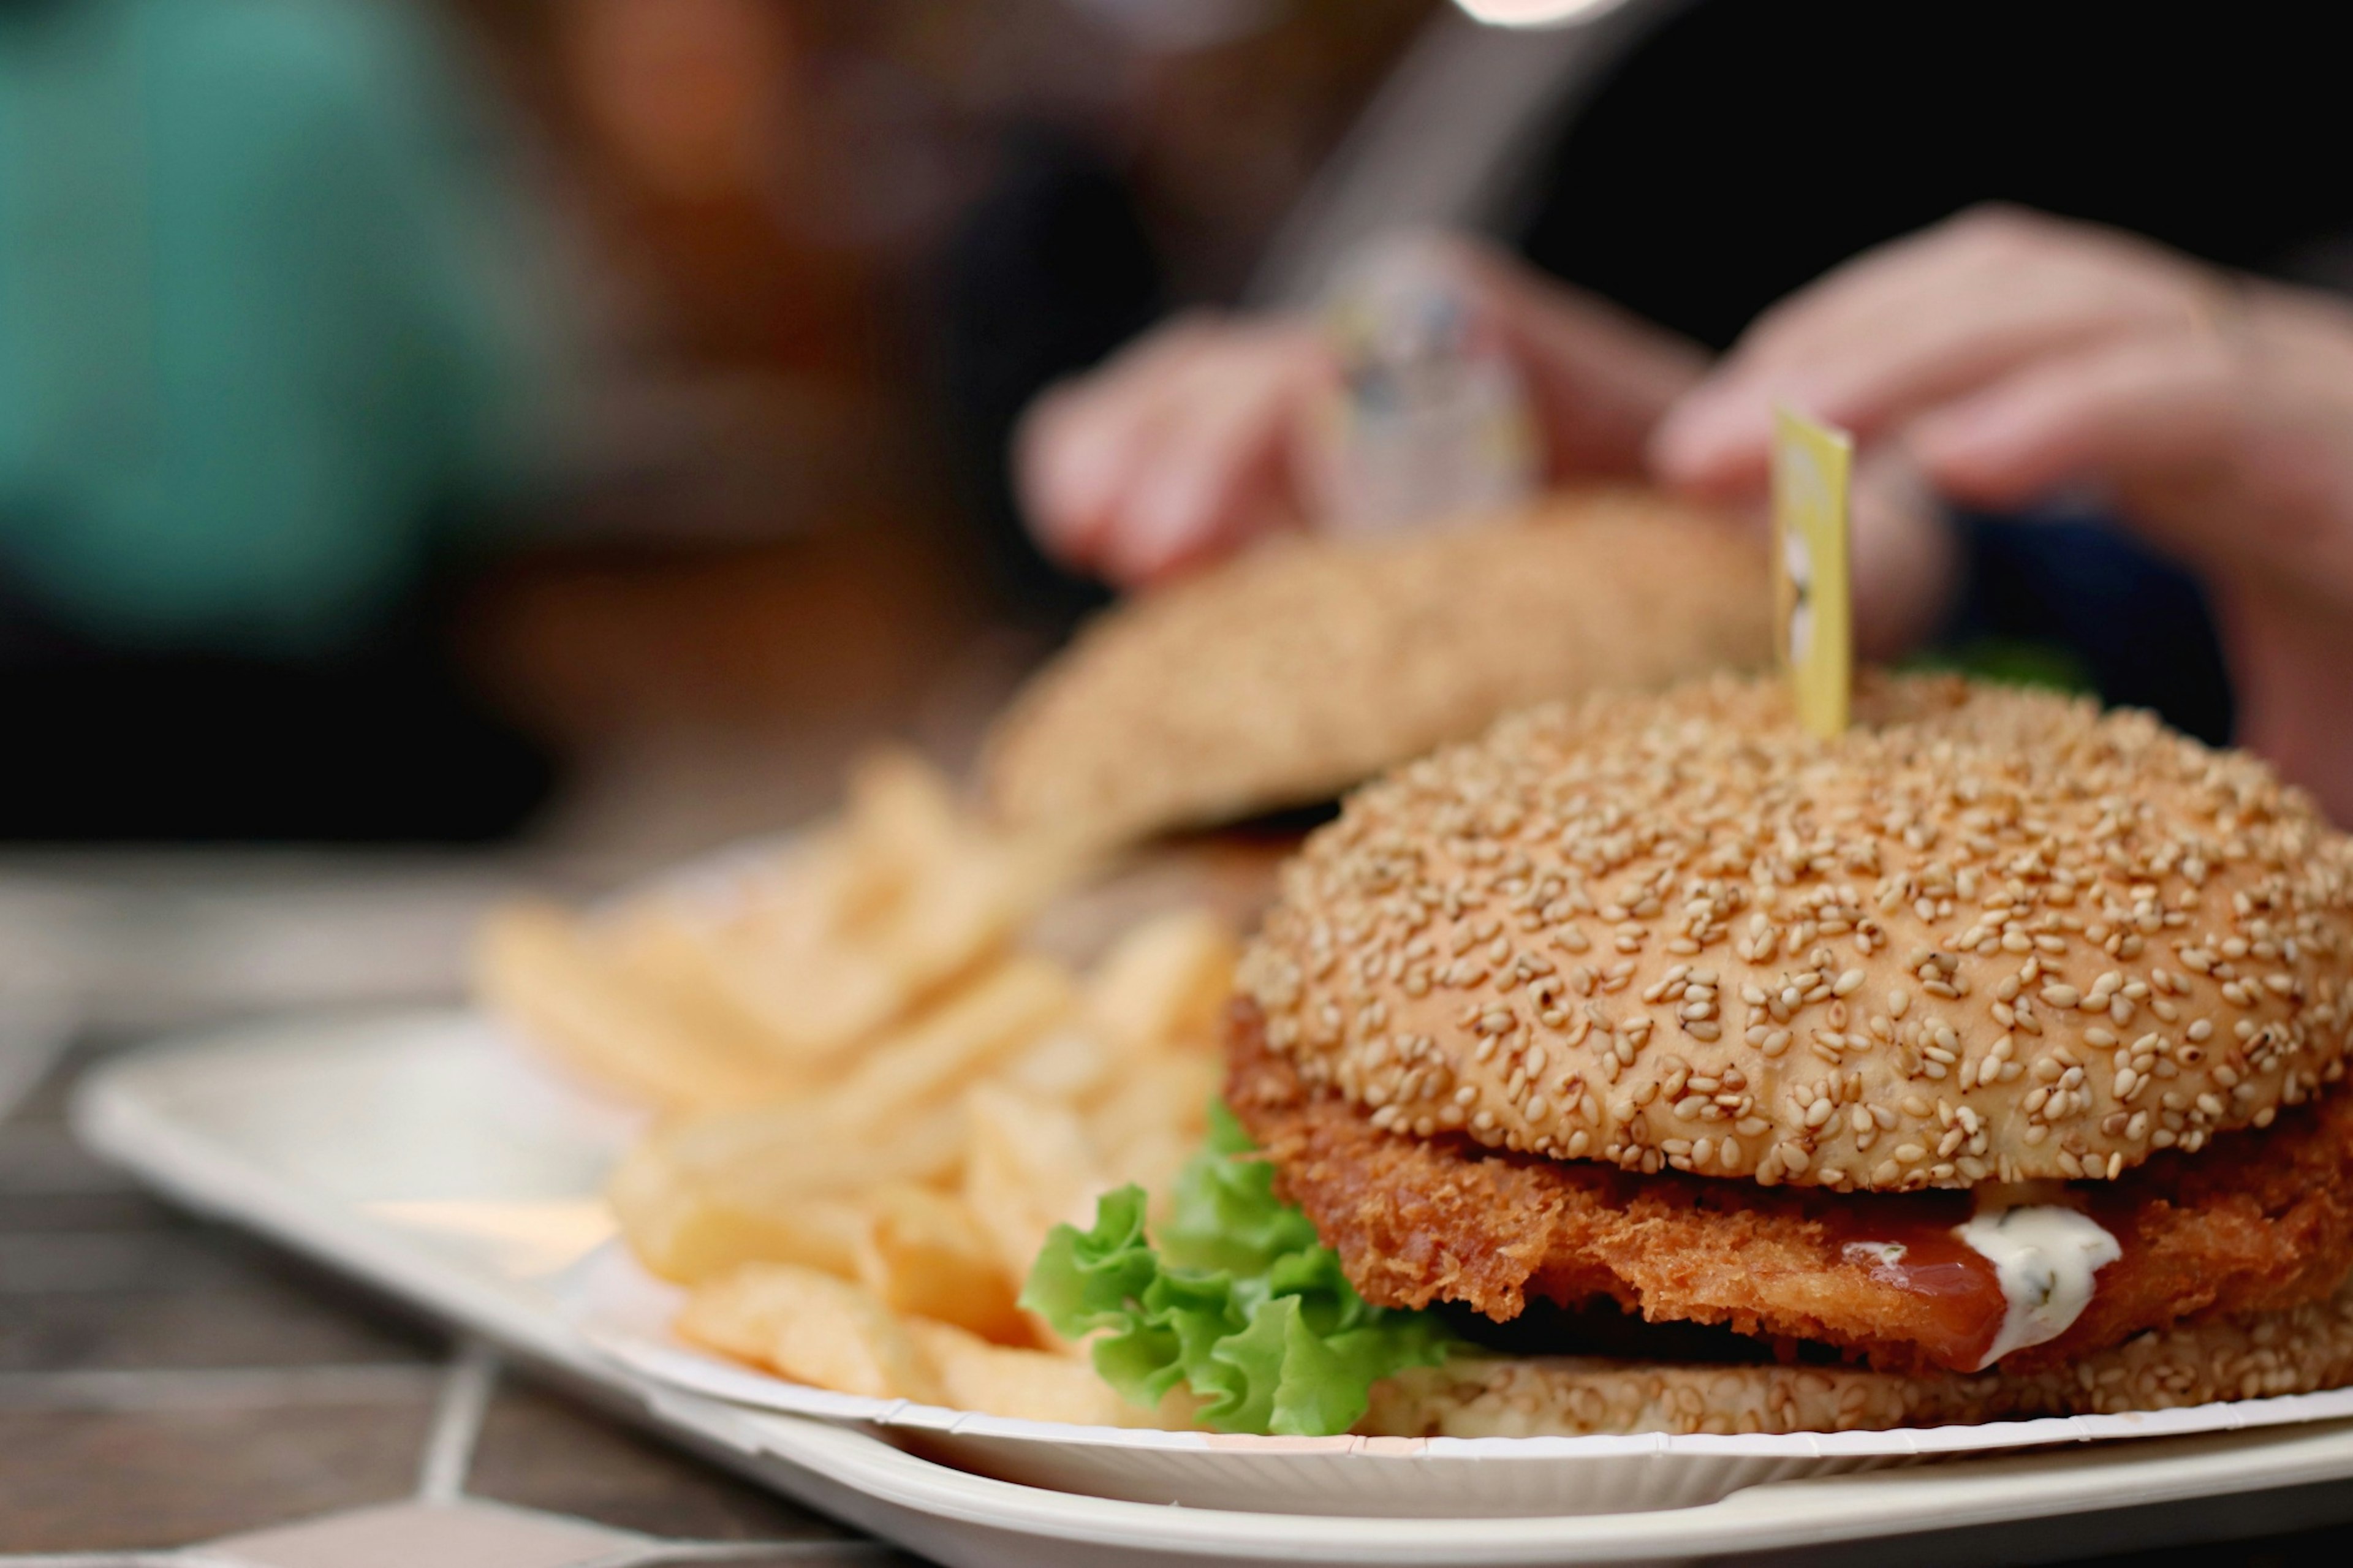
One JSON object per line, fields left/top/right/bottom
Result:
{"left": 982, "top": 490, "right": 1768, "bottom": 851}
{"left": 1028, "top": 672, "right": 2353, "bottom": 1437}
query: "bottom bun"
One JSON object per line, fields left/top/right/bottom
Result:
{"left": 1362, "top": 1273, "right": 2353, "bottom": 1439}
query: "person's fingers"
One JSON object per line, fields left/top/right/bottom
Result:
{"left": 1726, "top": 205, "right": 2060, "bottom": 366}
{"left": 1016, "top": 316, "right": 1237, "bottom": 569}
{"left": 1017, "top": 385, "right": 1116, "bottom": 563}
{"left": 1904, "top": 331, "right": 2238, "bottom": 515}
{"left": 1019, "top": 382, "right": 1186, "bottom": 570}
{"left": 1659, "top": 288, "right": 2161, "bottom": 498}
{"left": 1657, "top": 206, "right": 2052, "bottom": 479}
{"left": 1915, "top": 286, "right": 2353, "bottom": 599}
{"left": 1649, "top": 230, "right": 2006, "bottom": 497}
{"left": 1099, "top": 324, "right": 1332, "bottom": 583}
{"left": 1653, "top": 208, "right": 2215, "bottom": 497}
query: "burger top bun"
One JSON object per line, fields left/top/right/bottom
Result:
{"left": 1237, "top": 673, "right": 2353, "bottom": 1192}
{"left": 981, "top": 490, "right": 1768, "bottom": 852}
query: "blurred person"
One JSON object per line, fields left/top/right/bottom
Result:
{"left": 1651, "top": 207, "right": 2353, "bottom": 826}
{"left": 0, "top": 0, "right": 566, "bottom": 839}
{"left": 928, "top": 0, "right": 1431, "bottom": 625}
{"left": 1011, "top": 0, "right": 2353, "bottom": 820}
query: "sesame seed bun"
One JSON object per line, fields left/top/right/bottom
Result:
{"left": 1360, "top": 1269, "right": 2353, "bottom": 1437}
{"left": 1237, "top": 672, "right": 2353, "bottom": 1191}
{"left": 981, "top": 489, "right": 1769, "bottom": 851}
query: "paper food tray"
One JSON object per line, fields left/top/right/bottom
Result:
{"left": 67, "top": 1010, "right": 2353, "bottom": 1563}
{"left": 561, "top": 1236, "right": 2353, "bottom": 1517}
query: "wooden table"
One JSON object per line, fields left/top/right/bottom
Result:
{"left": 0, "top": 1028, "right": 915, "bottom": 1565}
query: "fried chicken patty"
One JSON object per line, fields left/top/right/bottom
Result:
{"left": 1227, "top": 1001, "right": 2353, "bottom": 1374}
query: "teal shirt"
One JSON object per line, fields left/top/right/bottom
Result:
{"left": 0, "top": 0, "right": 559, "bottom": 654}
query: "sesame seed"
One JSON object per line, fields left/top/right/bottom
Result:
{"left": 1241, "top": 670, "right": 2353, "bottom": 1192}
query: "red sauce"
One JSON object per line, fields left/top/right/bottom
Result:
{"left": 1822, "top": 1197, "right": 2009, "bottom": 1372}
{"left": 1841, "top": 1225, "right": 2009, "bottom": 1371}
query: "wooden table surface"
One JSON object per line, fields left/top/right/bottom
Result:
{"left": 8, "top": 998, "right": 2353, "bottom": 1566}
{"left": 0, "top": 1025, "right": 917, "bottom": 1566}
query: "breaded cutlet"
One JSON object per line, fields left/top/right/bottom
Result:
{"left": 1228, "top": 1001, "right": 2353, "bottom": 1375}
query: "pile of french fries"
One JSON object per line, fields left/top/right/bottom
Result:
{"left": 476, "top": 753, "right": 1232, "bottom": 1425}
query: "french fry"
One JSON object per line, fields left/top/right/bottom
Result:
{"left": 841, "top": 747, "right": 964, "bottom": 870}
{"left": 693, "top": 754, "right": 1083, "bottom": 1070}
{"left": 476, "top": 902, "right": 803, "bottom": 1112}
{"left": 678, "top": 1263, "right": 943, "bottom": 1404}
{"left": 597, "top": 901, "right": 838, "bottom": 1074}
{"left": 961, "top": 1085, "right": 1109, "bottom": 1311}
{"left": 838, "top": 751, "right": 1094, "bottom": 931}
{"left": 854, "top": 1184, "right": 1029, "bottom": 1346}
{"left": 905, "top": 1318, "right": 1169, "bottom": 1428}
{"left": 607, "top": 1138, "right": 867, "bottom": 1283}
{"left": 689, "top": 855, "right": 925, "bottom": 1070}
{"left": 646, "top": 955, "right": 1070, "bottom": 1187}
{"left": 1083, "top": 908, "right": 1238, "bottom": 1061}
{"left": 487, "top": 741, "right": 1247, "bottom": 1428}
{"left": 608, "top": 960, "right": 1074, "bottom": 1282}
{"left": 622, "top": 880, "right": 904, "bottom": 1074}
{"left": 998, "top": 1024, "right": 1117, "bottom": 1104}
{"left": 820, "top": 956, "right": 1077, "bottom": 1123}
{"left": 991, "top": 910, "right": 1235, "bottom": 1110}
{"left": 1083, "top": 1051, "right": 1221, "bottom": 1198}
{"left": 611, "top": 1095, "right": 966, "bottom": 1286}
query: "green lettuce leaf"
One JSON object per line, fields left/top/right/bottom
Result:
{"left": 1021, "top": 1101, "right": 1453, "bottom": 1436}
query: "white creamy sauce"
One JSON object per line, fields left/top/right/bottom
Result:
{"left": 1953, "top": 1203, "right": 2121, "bottom": 1370}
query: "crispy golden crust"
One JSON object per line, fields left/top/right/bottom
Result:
{"left": 1228, "top": 1003, "right": 2353, "bottom": 1375}
{"left": 1238, "top": 672, "right": 2353, "bottom": 1189}
{"left": 1361, "top": 1274, "right": 2353, "bottom": 1436}
{"left": 981, "top": 490, "right": 1769, "bottom": 850}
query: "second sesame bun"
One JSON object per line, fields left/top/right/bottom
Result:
{"left": 1236, "top": 672, "right": 2353, "bottom": 1191}
{"left": 981, "top": 489, "right": 1769, "bottom": 851}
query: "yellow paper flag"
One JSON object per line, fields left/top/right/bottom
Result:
{"left": 1771, "top": 406, "right": 1854, "bottom": 738}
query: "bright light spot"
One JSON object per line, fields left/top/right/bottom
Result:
{"left": 1453, "top": 0, "right": 1632, "bottom": 26}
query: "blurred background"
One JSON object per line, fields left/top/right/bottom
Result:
{"left": 6, "top": 0, "right": 2344, "bottom": 1026}
{"left": 0, "top": 0, "right": 1430, "bottom": 1027}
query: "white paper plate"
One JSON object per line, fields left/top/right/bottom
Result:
{"left": 68, "top": 1010, "right": 2353, "bottom": 1562}
{"left": 560, "top": 1233, "right": 2353, "bottom": 1517}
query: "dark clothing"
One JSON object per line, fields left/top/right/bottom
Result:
{"left": 1935, "top": 514, "right": 2234, "bottom": 746}
{"left": 931, "top": 126, "right": 1156, "bottom": 627}
{"left": 0, "top": 567, "right": 551, "bottom": 843}
{"left": 1512, "top": 0, "right": 2351, "bottom": 354}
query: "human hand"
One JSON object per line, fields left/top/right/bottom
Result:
{"left": 1016, "top": 311, "right": 1330, "bottom": 586}
{"left": 1653, "top": 205, "right": 2353, "bottom": 822}
{"left": 1016, "top": 235, "right": 1706, "bottom": 586}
